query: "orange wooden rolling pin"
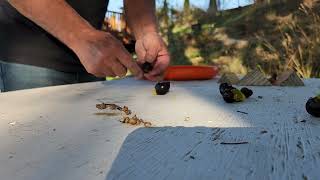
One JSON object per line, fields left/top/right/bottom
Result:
{"left": 164, "top": 65, "right": 219, "bottom": 81}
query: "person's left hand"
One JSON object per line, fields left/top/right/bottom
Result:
{"left": 135, "top": 32, "right": 170, "bottom": 81}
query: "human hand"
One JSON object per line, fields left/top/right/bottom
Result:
{"left": 72, "top": 30, "right": 143, "bottom": 78}
{"left": 135, "top": 32, "right": 170, "bottom": 81}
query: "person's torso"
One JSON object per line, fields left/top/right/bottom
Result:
{"left": 0, "top": 0, "right": 108, "bottom": 72}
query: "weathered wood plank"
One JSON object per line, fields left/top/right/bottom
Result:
{"left": 0, "top": 78, "right": 319, "bottom": 180}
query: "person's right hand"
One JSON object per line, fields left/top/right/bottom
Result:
{"left": 71, "top": 30, "right": 143, "bottom": 78}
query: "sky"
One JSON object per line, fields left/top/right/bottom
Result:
{"left": 108, "top": 0, "right": 255, "bottom": 13}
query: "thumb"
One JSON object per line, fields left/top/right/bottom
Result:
{"left": 135, "top": 41, "right": 146, "bottom": 63}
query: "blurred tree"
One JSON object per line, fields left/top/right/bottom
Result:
{"left": 255, "top": 0, "right": 288, "bottom": 5}
{"left": 183, "top": 0, "right": 192, "bottom": 22}
{"left": 208, "top": 0, "right": 218, "bottom": 15}
{"left": 162, "top": 0, "right": 169, "bottom": 27}
{"left": 184, "top": 0, "right": 190, "bottom": 12}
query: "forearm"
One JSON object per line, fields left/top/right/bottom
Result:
{"left": 8, "top": 0, "right": 95, "bottom": 51}
{"left": 124, "top": 0, "right": 158, "bottom": 40}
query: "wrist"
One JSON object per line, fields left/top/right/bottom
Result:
{"left": 135, "top": 30, "right": 159, "bottom": 40}
{"left": 134, "top": 26, "right": 159, "bottom": 40}
{"left": 65, "top": 26, "right": 97, "bottom": 52}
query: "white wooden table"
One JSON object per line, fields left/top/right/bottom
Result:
{"left": 1, "top": 78, "right": 320, "bottom": 180}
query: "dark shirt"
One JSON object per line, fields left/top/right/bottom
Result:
{"left": 0, "top": 0, "right": 108, "bottom": 73}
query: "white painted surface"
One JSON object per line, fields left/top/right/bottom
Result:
{"left": 0, "top": 78, "right": 320, "bottom": 180}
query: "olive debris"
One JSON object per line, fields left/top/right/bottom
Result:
{"left": 122, "top": 106, "right": 132, "bottom": 115}
{"left": 155, "top": 81, "right": 170, "bottom": 95}
{"left": 219, "top": 83, "right": 253, "bottom": 103}
{"left": 120, "top": 115, "right": 152, "bottom": 127}
{"left": 219, "top": 82, "right": 235, "bottom": 95}
{"left": 222, "top": 90, "right": 235, "bottom": 103}
{"left": 96, "top": 103, "right": 128, "bottom": 113}
{"left": 232, "top": 89, "right": 246, "bottom": 102}
{"left": 122, "top": 117, "right": 131, "bottom": 124}
{"left": 143, "top": 122, "right": 152, "bottom": 128}
{"left": 240, "top": 87, "right": 253, "bottom": 98}
{"left": 306, "top": 95, "right": 320, "bottom": 117}
{"left": 96, "top": 102, "right": 153, "bottom": 127}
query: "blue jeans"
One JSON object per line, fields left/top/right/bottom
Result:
{"left": 0, "top": 62, "right": 104, "bottom": 92}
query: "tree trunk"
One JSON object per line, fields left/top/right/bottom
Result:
{"left": 184, "top": 0, "right": 190, "bottom": 13}
{"left": 208, "top": 0, "right": 218, "bottom": 15}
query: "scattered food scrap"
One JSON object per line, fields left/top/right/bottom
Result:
{"left": 184, "top": 117, "right": 191, "bottom": 121}
{"left": 122, "top": 106, "right": 132, "bottom": 115}
{"left": 143, "top": 122, "right": 152, "bottom": 127}
{"left": 218, "top": 72, "right": 240, "bottom": 85}
{"left": 96, "top": 102, "right": 153, "bottom": 127}
{"left": 237, "top": 68, "right": 272, "bottom": 86}
{"left": 306, "top": 95, "right": 320, "bottom": 117}
{"left": 120, "top": 115, "right": 141, "bottom": 125}
{"left": 155, "top": 81, "right": 170, "bottom": 95}
{"left": 96, "top": 103, "right": 131, "bottom": 115}
{"left": 219, "top": 83, "right": 253, "bottom": 103}
{"left": 121, "top": 115, "right": 153, "bottom": 127}
{"left": 8, "top": 121, "right": 17, "bottom": 126}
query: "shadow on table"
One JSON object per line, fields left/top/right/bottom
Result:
{"left": 105, "top": 126, "right": 284, "bottom": 180}
{"left": 98, "top": 79, "right": 316, "bottom": 179}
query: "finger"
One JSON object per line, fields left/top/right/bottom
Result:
{"left": 148, "top": 54, "right": 170, "bottom": 77}
{"left": 93, "top": 70, "right": 114, "bottom": 78}
{"left": 109, "top": 59, "right": 127, "bottom": 78}
{"left": 144, "top": 73, "right": 164, "bottom": 82}
{"left": 93, "top": 72, "right": 107, "bottom": 78}
{"left": 116, "top": 46, "right": 143, "bottom": 79}
{"left": 102, "top": 66, "right": 116, "bottom": 77}
{"left": 87, "top": 66, "right": 108, "bottom": 78}
{"left": 135, "top": 73, "right": 145, "bottom": 80}
{"left": 144, "top": 48, "right": 158, "bottom": 63}
{"left": 135, "top": 42, "right": 146, "bottom": 63}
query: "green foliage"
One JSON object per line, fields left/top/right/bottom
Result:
{"left": 156, "top": 0, "right": 320, "bottom": 77}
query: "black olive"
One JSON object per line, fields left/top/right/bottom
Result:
{"left": 240, "top": 87, "right": 253, "bottom": 98}
{"left": 155, "top": 81, "right": 170, "bottom": 95}
{"left": 306, "top": 97, "right": 320, "bottom": 117}
{"left": 142, "top": 62, "right": 153, "bottom": 73}
{"left": 220, "top": 83, "right": 238, "bottom": 103}
{"left": 222, "top": 90, "right": 235, "bottom": 103}
{"left": 219, "top": 83, "right": 235, "bottom": 95}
